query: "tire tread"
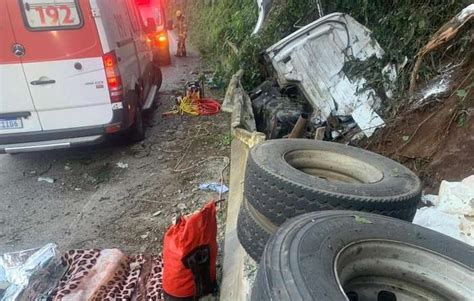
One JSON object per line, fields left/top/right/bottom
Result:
{"left": 237, "top": 200, "right": 274, "bottom": 261}
{"left": 244, "top": 146, "right": 420, "bottom": 225}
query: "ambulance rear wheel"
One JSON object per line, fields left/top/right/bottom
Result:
{"left": 128, "top": 106, "right": 145, "bottom": 143}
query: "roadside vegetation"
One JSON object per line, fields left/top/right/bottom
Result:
{"left": 188, "top": 0, "right": 472, "bottom": 113}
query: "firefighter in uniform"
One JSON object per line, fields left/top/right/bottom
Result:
{"left": 176, "top": 10, "right": 187, "bottom": 57}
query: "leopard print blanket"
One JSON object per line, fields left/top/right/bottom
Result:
{"left": 48, "top": 249, "right": 164, "bottom": 301}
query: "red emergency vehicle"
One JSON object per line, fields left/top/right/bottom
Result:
{"left": 137, "top": 0, "right": 172, "bottom": 66}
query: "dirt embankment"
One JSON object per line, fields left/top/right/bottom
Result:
{"left": 362, "top": 62, "right": 473, "bottom": 193}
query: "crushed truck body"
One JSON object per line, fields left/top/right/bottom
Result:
{"left": 264, "top": 13, "right": 387, "bottom": 137}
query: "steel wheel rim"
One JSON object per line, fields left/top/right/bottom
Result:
{"left": 334, "top": 239, "right": 473, "bottom": 301}
{"left": 284, "top": 150, "right": 384, "bottom": 184}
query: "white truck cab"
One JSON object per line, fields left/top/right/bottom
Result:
{"left": 0, "top": 0, "right": 162, "bottom": 153}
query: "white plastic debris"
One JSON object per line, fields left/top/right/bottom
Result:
{"left": 414, "top": 208, "right": 468, "bottom": 242}
{"left": 416, "top": 71, "right": 453, "bottom": 106}
{"left": 437, "top": 176, "right": 474, "bottom": 216}
{"left": 381, "top": 63, "right": 398, "bottom": 99}
{"left": 37, "top": 176, "right": 55, "bottom": 184}
{"left": 331, "top": 131, "right": 341, "bottom": 140}
{"left": 351, "top": 103, "right": 385, "bottom": 137}
{"left": 199, "top": 183, "right": 229, "bottom": 194}
{"left": 116, "top": 162, "right": 128, "bottom": 169}
{"left": 0, "top": 244, "right": 57, "bottom": 301}
{"left": 413, "top": 176, "right": 474, "bottom": 246}
{"left": 421, "top": 194, "right": 438, "bottom": 206}
{"left": 421, "top": 79, "right": 450, "bottom": 101}
{"left": 177, "top": 203, "right": 187, "bottom": 211}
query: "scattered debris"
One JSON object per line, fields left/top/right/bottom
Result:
{"left": 350, "top": 132, "right": 365, "bottom": 143}
{"left": 288, "top": 113, "right": 309, "bottom": 139}
{"left": 351, "top": 103, "right": 386, "bottom": 138}
{"left": 331, "top": 131, "right": 341, "bottom": 140}
{"left": 413, "top": 176, "right": 474, "bottom": 246}
{"left": 140, "top": 232, "right": 150, "bottom": 240}
{"left": 381, "top": 62, "right": 400, "bottom": 99}
{"left": 199, "top": 183, "right": 229, "bottom": 194}
{"left": 177, "top": 203, "right": 187, "bottom": 211}
{"left": 205, "top": 75, "right": 223, "bottom": 90}
{"left": 415, "top": 72, "right": 453, "bottom": 107}
{"left": 152, "top": 210, "right": 163, "bottom": 217}
{"left": 314, "top": 127, "right": 326, "bottom": 140}
{"left": 421, "top": 194, "right": 438, "bottom": 206}
{"left": 37, "top": 177, "right": 55, "bottom": 184}
{"left": 116, "top": 162, "right": 129, "bottom": 169}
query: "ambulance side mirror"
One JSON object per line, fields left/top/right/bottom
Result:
{"left": 145, "top": 18, "right": 157, "bottom": 33}
{"left": 167, "top": 20, "right": 174, "bottom": 30}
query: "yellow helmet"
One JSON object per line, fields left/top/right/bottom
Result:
{"left": 176, "top": 10, "right": 183, "bottom": 18}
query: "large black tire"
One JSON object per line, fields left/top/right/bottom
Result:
{"left": 127, "top": 106, "right": 145, "bottom": 143}
{"left": 244, "top": 139, "right": 421, "bottom": 225}
{"left": 237, "top": 199, "right": 278, "bottom": 262}
{"left": 252, "top": 211, "right": 474, "bottom": 301}
{"left": 150, "top": 67, "right": 163, "bottom": 111}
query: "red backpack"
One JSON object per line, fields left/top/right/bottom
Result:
{"left": 163, "top": 202, "right": 218, "bottom": 299}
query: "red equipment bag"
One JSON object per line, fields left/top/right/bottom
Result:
{"left": 163, "top": 202, "right": 218, "bottom": 299}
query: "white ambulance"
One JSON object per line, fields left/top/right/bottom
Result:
{"left": 0, "top": 0, "right": 162, "bottom": 153}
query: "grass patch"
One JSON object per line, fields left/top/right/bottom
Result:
{"left": 217, "top": 133, "right": 233, "bottom": 147}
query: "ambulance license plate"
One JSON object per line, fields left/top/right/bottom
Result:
{"left": 0, "top": 118, "right": 23, "bottom": 130}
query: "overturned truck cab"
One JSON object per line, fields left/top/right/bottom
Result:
{"left": 264, "top": 13, "right": 387, "bottom": 137}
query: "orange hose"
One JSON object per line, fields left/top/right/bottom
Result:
{"left": 197, "top": 98, "right": 221, "bottom": 115}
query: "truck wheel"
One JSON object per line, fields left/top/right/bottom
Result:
{"left": 128, "top": 106, "right": 145, "bottom": 143}
{"left": 237, "top": 199, "right": 278, "bottom": 262}
{"left": 244, "top": 139, "right": 421, "bottom": 225}
{"left": 252, "top": 211, "right": 474, "bottom": 301}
